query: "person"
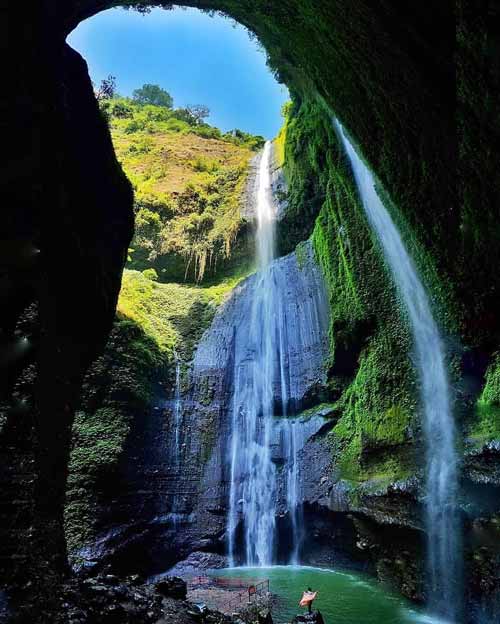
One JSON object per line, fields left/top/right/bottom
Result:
{"left": 299, "top": 587, "right": 317, "bottom": 614}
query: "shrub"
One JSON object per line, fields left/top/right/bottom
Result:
{"left": 142, "top": 268, "right": 159, "bottom": 281}
{"left": 124, "top": 119, "right": 142, "bottom": 134}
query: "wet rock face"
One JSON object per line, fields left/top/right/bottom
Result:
{"left": 465, "top": 442, "right": 500, "bottom": 486}
{"left": 192, "top": 241, "right": 329, "bottom": 409}
{"left": 292, "top": 612, "right": 324, "bottom": 624}
{"left": 165, "top": 241, "right": 330, "bottom": 563}
{"left": 166, "top": 553, "right": 229, "bottom": 577}
{"left": 70, "top": 242, "right": 332, "bottom": 575}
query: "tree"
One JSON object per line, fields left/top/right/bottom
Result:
{"left": 132, "top": 84, "right": 173, "bottom": 108}
{"left": 187, "top": 104, "right": 210, "bottom": 125}
{"left": 95, "top": 75, "right": 117, "bottom": 101}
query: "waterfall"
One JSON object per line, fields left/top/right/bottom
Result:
{"left": 283, "top": 419, "right": 301, "bottom": 564}
{"left": 228, "top": 141, "right": 278, "bottom": 566}
{"left": 226, "top": 142, "right": 329, "bottom": 566}
{"left": 334, "top": 120, "right": 460, "bottom": 620}
{"left": 173, "top": 352, "right": 182, "bottom": 464}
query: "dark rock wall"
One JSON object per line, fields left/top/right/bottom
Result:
{"left": 1, "top": 4, "right": 133, "bottom": 601}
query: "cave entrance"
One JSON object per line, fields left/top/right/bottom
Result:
{"left": 3, "top": 1, "right": 462, "bottom": 620}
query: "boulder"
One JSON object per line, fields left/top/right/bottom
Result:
{"left": 154, "top": 576, "right": 187, "bottom": 600}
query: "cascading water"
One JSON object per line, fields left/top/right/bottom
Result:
{"left": 334, "top": 120, "right": 460, "bottom": 621}
{"left": 173, "top": 352, "right": 182, "bottom": 464}
{"left": 228, "top": 141, "right": 278, "bottom": 566}
{"left": 226, "top": 142, "right": 329, "bottom": 567}
{"left": 283, "top": 419, "right": 301, "bottom": 565}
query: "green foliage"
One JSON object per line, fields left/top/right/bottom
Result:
{"left": 191, "top": 156, "right": 220, "bottom": 173}
{"left": 225, "top": 128, "right": 266, "bottom": 151}
{"left": 467, "top": 354, "right": 500, "bottom": 445}
{"left": 154, "top": 167, "right": 250, "bottom": 282}
{"left": 279, "top": 96, "right": 418, "bottom": 484}
{"left": 65, "top": 318, "right": 167, "bottom": 552}
{"left": 142, "top": 268, "right": 158, "bottom": 281}
{"left": 69, "top": 408, "right": 130, "bottom": 485}
{"left": 117, "top": 269, "right": 246, "bottom": 360}
{"left": 276, "top": 98, "right": 338, "bottom": 253}
{"left": 480, "top": 354, "right": 500, "bottom": 406}
{"left": 132, "top": 83, "right": 173, "bottom": 108}
{"left": 274, "top": 100, "right": 292, "bottom": 167}
{"left": 105, "top": 96, "right": 262, "bottom": 282}
{"left": 294, "top": 240, "right": 308, "bottom": 270}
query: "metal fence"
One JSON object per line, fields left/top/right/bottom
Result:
{"left": 188, "top": 576, "right": 270, "bottom": 612}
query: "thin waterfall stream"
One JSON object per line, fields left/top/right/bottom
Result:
{"left": 173, "top": 351, "right": 182, "bottom": 465}
{"left": 334, "top": 120, "right": 461, "bottom": 621}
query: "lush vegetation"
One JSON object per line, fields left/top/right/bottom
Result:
{"left": 65, "top": 88, "right": 261, "bottom": 554}
{"left": 468, "top": 354, "right": 500, "bottom": 446}
{"left": 66, "top": 318, "right": 166, "bottom": 555}
{"left": 276, "top": 97, "right": 418, "bottom": 486}
{"left": 100, "top": 87, "right": 264, "bottom": 283}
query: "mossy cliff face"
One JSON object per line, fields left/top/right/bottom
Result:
{"left": 275, "top": 92, "right": 500, "bottom": 608}
{"left": 271, "top": 98, "right": 422, "bottom": 597}
{"left": 65, "top": 318, "right": 167, "bottom": 560}
{"left": 278, "top": 98, "right": 417, "bottom": 488}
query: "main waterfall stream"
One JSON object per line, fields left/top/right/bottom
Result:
{"left": 226, "top": 142, "right": 329, "bottom": 566}
{"left": 335, "top": 120, "right": 461, "bottom": 621}
{"left": 227, "top": 141, "right": 277, "bottom": 566}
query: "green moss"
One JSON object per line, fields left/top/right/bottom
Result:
{"left": 294, "top": 402, "right": 338, "bottom": 420}
{"left": 65, "top": 407, "right": 130, "bottom": 548}
{"left": 65, "top": 318, "right": 167, "bottom": 553}
{"left": 294, "top": 240, "right": 309, "bottom": 270}
{"left": 480, "top": 354, "right": 500, "bottom": 406}
{"left": 278, "top": 97, "right": 418, "bottom": 484}
{"left": 467, "top": 354, "right": 500, "bottom": 445}
{"left": 330, "top": 329, "right": 415, "bottom": 482}
{"left": 468, "top": 403, "right": 500, "bottom": 445}
{"left": 273, "top": 101, "right": 292, "bottom": 168}
{"left": 117, "top": 267, "right": 250, "bottom": 361}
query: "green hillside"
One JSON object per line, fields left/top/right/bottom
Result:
{"left": 102, "top": 95, "right": 263, "bottom": 283}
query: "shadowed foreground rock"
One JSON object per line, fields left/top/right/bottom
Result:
{"left": 3, "top": 574, "right": 251, "bottom": 624}
{"left": 292, "top": 611, "right": 325, "bottom": 624}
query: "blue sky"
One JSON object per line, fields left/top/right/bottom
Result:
{"left": 68, "top": 7, "right": 289, "bottom": 138}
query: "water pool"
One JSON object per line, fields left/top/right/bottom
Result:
{"left": 210, "top": 566, "right": 443, "bottom": 624}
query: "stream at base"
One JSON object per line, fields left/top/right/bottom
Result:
{"left": 210, "top": 566, "right": 448, "bottom": 624}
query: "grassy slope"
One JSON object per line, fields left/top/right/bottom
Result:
{"left": 107, "top": 98, "right": 260, "bottom": 283}
{"left": 112, "top": 119, "right": 253, "bottom": 196}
